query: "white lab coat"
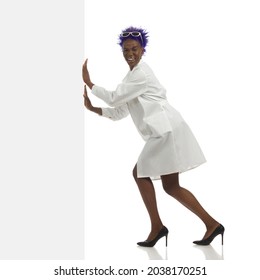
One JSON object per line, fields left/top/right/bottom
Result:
{"left": 92, "top": 61, "right": 206, "bottom": 179}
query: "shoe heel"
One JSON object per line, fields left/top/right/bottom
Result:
{"left": 193, "top": 224, "right": 225, "bottom": 246}
{"left": 166, "top": 234, "right": 168, "bottom": 247}
{"left": 137, "top": 226, "right": 169, "bottom": 248}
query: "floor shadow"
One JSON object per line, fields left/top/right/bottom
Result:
{"left": 137, "top": 246, "right": 168, "bottom": 260}
{"left": 193, "top": 245, "right": 224, "bottom": 260}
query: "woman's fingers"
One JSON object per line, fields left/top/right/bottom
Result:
{"left": 83, "top": 85, "right": 88, "bottom": 98}
{"left": 83, "top": 58, "right": 88, "bottom": 68}
{"left": 82, "top": 59, "right": 87, "bottom": 73}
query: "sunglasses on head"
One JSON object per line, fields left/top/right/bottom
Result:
{"left": 122, "top": 31, "right": 141, "bottom": 37}
{"left": 121, "top": 31, "right": 143, "bottom": 45}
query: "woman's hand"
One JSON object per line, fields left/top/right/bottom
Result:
{"left": 83, "top": 85, "right": 93, "bottom": 110}
{"left": 82, "top": 59, "right": 94, "bottom": 89}
{"left": 83, "top": 85, "right": 102, "bottom": 115}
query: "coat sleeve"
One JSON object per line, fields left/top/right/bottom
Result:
{"left": 91, "top": 67, "right": 147, "bottom": 107}
{"left": 101, "top": 104, "right": 129, "bottom": 121}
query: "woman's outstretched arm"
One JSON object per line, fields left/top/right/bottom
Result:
{"left": 83, "top": 86, "right": 129, "bottom": 120}
{"left": 82, "top": 58, "right": 146, "bottom": 107}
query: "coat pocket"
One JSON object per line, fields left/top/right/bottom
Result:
{"left": 144, "top": 111, "right": 172, "bottom": 137}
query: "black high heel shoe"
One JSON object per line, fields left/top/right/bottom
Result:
{"left": 137, "top": 226, "right": 169, "bottom": 247}
{"left": 193, "top": 224, "right": 225, "bottom": 246}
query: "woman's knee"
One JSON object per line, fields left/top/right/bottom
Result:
{"left": 132, "top": 165, "right": 138, "bottom": 181}
{"left": 161, "top": 173, "right": 180, "bottom": 195}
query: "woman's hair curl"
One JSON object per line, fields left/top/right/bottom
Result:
{"left": 118, "top": 26, "right": 149, "bottom": 52}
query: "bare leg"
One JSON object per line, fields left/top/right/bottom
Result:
{"left": 161, "top": 172, "right": 219, "bottom": 239}
{"left": 133, "top": 165, "right": 164, "bottom": 241}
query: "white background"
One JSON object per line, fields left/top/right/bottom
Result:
{"left": 1, "top": 0, "right": 260, "bottom": 279}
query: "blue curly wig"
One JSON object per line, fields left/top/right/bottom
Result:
{"left": 118, "top": 26, "right": 149, "bottom": 52}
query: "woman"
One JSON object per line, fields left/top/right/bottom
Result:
{"left": 83, "top": 26, "right": 224, "bottom": 247}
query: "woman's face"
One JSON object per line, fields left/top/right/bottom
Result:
{"left": 122, "top": 39, "right": 144, "bottom": 70}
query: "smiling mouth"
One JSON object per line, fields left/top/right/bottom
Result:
{"left": 127, "top": 58, "right": 135, "bottom": 63}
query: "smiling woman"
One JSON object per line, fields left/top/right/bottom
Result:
{"left": 119, "top": 27, "right": 148, "bottom": 70}
{"left": 82, "top": 26, "right": 224, "bottom": 248}
{"left": 122, "top": 40, "right": 144, "bottom": 70}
